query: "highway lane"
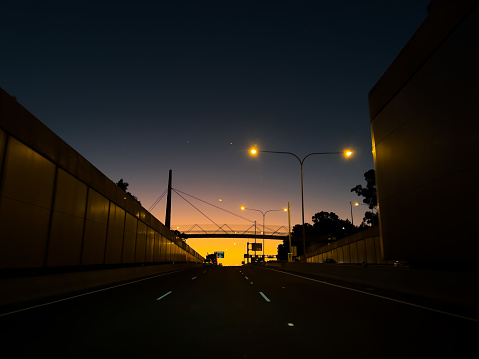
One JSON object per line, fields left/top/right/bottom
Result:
{"left": 1, "top": 265, "right": 478, "bottom": 358}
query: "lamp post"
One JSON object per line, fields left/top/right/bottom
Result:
{"left": 354, "top": 202, "right": 377, "bottom": 226}
{"left": 349, "top": 201, "right": 354, "bottom": 226}
{"left": 250, "top": 148, "right": 352, "bottom": 258}
{"left": 241, "top": 206, "right": 287, "bottom": 262}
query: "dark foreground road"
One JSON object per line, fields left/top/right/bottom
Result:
{"left": 1, "top": 265, "right": 478, "bottom": 358}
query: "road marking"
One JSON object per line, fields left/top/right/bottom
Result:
{"left": 259, "top": 292, "right": 271, "bottom": 302}
{"left": 0, "top": 269, "right": 189, "bottom": 317}
{"left": 288, "top": 323, "right": 294, "bottom": 327}
{"left": 265, "top": 268, "right": 479, "bottom": 323}
{"left": 156, "top": 291, "right": 173, "bottom": 301}
{"left": 251, "top": 282, "right": 254, "bottom": 285}
{"left": 192, "top": 277, "right": 197, "bottom": 280}
{"left": 245, "top": 276, "right": 249, "bottom": 280}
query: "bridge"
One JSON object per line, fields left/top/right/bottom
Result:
{"left": 176, "top": 224, "right": 289, "bottom": 240}
{"left": 148, "top": 180, "right": 290, "bottom": 241}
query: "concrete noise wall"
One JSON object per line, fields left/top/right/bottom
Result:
{"left": 0, "top": 88, "right": 204, "bottom": 269}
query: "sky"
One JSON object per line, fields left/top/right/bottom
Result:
{"left": 1, "top": 0, "right": 430, "bottom": 265}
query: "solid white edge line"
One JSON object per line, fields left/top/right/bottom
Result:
{"left": 156, "top": 291, "right": 173, "bottom": 301}
{"left": 265, "top": 268, "right": 479, "bottom": 323}
{"left": 259, "top": 291, "right": 271, "bottom": 302}
{"left": 0, "top": 269, "right": 189, "bottom": 317}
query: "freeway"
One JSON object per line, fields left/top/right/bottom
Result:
{"left": 1, "top": 266, "right": 478, "bottom": 358}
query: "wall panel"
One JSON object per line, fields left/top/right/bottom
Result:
{"left": 365, "top": 237, "right": 377, "bottom": 264}
{"left": 47, "top": 169, "right": 87, "bottom": 267}
{"left": 105, "top": 203, "right": 125, "bottom": 264}
{"left": 0, "top": 198, "right": 51, "bottom": 268}
{"left": 145, "top": 227, "right": 155, "bottom": 263}
{"left": 0, "top": 138, "right": 55, "bottom": 268}
{"left": 1, "top": 137, "right": 55, "bottom": 208}
{"left": 343, "top": 245, "right": 350, "bottom": 263}
{"left": 337, "top": 247, "right": 344, "bottom": 264}
{"left": 160, "top": 236, "right": 168, "bottom": 262}
{"left": 122, "top": 213, "right": 137, "bottom": 263}
{"left": 350, "top": 242, "right": 358, "bottom": 263}
{"left": 135, "top": 221, "right": 147, "bottom": 263}
{"left": 82, "top": 189, "right": 109, "bottom": 265}
{"left": 357, "top": 240, "right": 366, "bottom": 264}
{"left": 153, "top": 232, "right": 161, "bottom": 262}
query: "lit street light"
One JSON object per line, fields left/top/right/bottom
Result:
{"left": 354, "top": 202, "right": 377, "bottom": 226}
{"left": 250, "top": 148, "right": 353, "bottom": 258}
{"left": 241, "top": 205, "right": 287, "bottom": 261}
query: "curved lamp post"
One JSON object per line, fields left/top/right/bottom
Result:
{"left": 241, "top": 206, "right": 287, "bottom": 261}
{"left": 250, "top": 148, "right": 353, "bottom": 258}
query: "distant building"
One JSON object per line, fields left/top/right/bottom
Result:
{"left": 369, "top": 0, "right": 479, "bottom": 266}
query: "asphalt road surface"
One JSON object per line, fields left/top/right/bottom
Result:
{"left": 1, "top": 265, "right": 478, "bottom": 358}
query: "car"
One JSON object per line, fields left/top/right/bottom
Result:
{"left": 322, "top": 258, "right": 337, "bottom": 264}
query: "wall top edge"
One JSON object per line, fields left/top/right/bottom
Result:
{"left": 368, "top": 0, "right": 479, "bottom": 121}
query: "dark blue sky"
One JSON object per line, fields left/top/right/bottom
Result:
{"left": 1, "top": 0, "right": 430, "bottom": 234}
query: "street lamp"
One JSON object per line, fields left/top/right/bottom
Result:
{"left": 354, "top": 202, "right": 377, "bottom": 226}
{"left": 250, "top": 148, "right": 353, "bottom": 258}
{"left": 241, "top": 205, "right": 287, "bottom": 262}
{"left": 349, "top": 201, "right": 354, "bottom": 226}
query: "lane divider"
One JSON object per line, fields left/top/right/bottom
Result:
{"left": 0, "top": 269, "right": 190, "bottom": 317}
{"left": 259, "top": 292, "right": 271, "bottom": 302}
{"left": 156, "top": 291, "right": 173, "bottom": 301}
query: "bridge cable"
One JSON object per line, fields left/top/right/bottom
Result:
{"left": 171, "top": 188, "right": 256, "bottom": 224}
{"left": 172, "top": 189, "right": 227, "bottom": 233}
{"left": 147, "top": 188, "right": 168, "bottom": 212}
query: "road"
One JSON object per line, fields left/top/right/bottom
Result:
{"left": 1, "top": 265, "right": 478, "bottom": 358}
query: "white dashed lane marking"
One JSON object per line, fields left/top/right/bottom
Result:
{"left": 156, "top": 291, "right": 173, "bottom": 301}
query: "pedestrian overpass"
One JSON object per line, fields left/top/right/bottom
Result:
{"left": 148, "top": 183, "right": 290, "bottom": 241}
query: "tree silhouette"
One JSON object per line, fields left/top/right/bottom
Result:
{"left": 116, "top": 178, "right": 129, "bottom": 191}
{"left": 351, "top": 169, "right": 378, "bottom": 226}
{"left": 312, "top": 211, "right": 355, "bottom": 239}
{"left": 277, "top": 210, "right": 358, "bottom": 259}
{"left": 116, "top": 178, "right": 141, "bottom": 205}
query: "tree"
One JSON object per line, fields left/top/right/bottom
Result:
{"left": 351, "top": 169, "right": 378, "bottom": 226}
{"left": 311, "top": 211, "right": 355, "bottom": 240}
{"left": 278, "top": 224, "right": 313, "bottom": 258}
{"left": 116, "top": 178, "right": 141, "bottom": 204}
{"left": 116, "top": 178, "right": 129, "bottom": 191}
{"left": 277, "top": 211, "right": 357, "bottom": 259}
